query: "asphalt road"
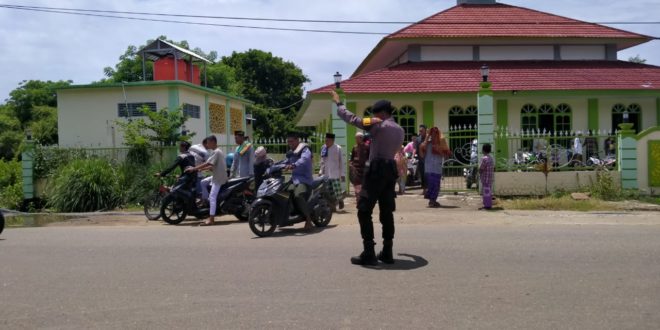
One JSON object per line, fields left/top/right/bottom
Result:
{"left": 1, "top": 214, "right": 660, "bottom": 329}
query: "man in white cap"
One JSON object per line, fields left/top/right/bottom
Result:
{"left": 320, "top": 133, "right": 346, "bottom": 210}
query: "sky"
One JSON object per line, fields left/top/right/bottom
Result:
{"left": 0, "top": 0, "right": 659, "bottom": 102}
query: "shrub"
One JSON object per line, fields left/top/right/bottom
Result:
{"left": 589, "top": 170, "right": 621, "bottom": 201}
{"left": 0, "top": 160, "right": 23, "bottom": 209}
{"left": 117, "top": 162, "right": 163, "bottom": 205}
{"left": 47, "top": 158, "right": 121, "bottom": 212}
{"left": 34, "top": 146, "right": 89, "bottom": 178}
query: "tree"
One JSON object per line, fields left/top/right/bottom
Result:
{"left": 116, "top": 106, "right": 194, "bottom": 148}
{"left": 628, "top": 55, "right": 647, "bottom": 64}
{"left": 5, "top": 80, "right": 71, "bottom": 125}
{"left": 221, "top": 49, "right": 309, "bottom": 138}
{"left": 101, "top": 36, "right": 230, "bottom": 89}
{"left": 0, "top": 112, "right": 23, "bottom": 160}
{"left": 29, "top": 106, "right": 58, "bottom": 146}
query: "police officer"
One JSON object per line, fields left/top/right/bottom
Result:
{"left": 331, "top": 91, "right": 405, "bottom": 266}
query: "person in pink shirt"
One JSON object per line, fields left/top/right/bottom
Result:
{"left": 394, "top": 146, "right": 408, "bottom": 195}
{"left": 403, "top": 134, "right": 417, "bottom": 157}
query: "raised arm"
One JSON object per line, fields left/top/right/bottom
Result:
{"left": 331, "top": 91, "right": 381, "bottom": 131}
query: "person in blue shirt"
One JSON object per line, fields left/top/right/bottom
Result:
{"left": 284, "top": 132, "right": 314, "bottom": 230}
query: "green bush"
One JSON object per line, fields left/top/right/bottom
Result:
{"left": 589, "top": 170, "right": 622, "bottom": 201}
{"left": 117, "top": 162, "right": 164, "bottom": 205}
{"left": 47, "top": 158, "right": 121, "bottom": 212}
{"left": 0, "top": 160, "right": 23, "bottom": 209}
{"left": 34, "top": 146, "right": 89, "bottom": 178}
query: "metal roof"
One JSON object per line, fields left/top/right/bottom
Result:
{"left": 138, "top": 39, "right": 212, "bottom": 63}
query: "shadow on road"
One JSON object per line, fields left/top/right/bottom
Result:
{"left": 363, "top": 253, "right": 429, "bottom": 271}
{"left": 170, "top": 219, "right": 245, "bottom": 227}
{"left": 253, "top": 224, "right": 338, "bottom": 238}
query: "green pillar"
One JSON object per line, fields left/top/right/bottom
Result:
{"left": 588, "top": 98, "right": 599, "bottom": 132}
{"left": 423, "top": 100, "right": 434, "bottom": 128}
{"left": 168, "top": 86, "right": 179, "bottom": 111}
{"left": 204, "top": 94, "right": 210, "bottom": 136}
{"left": 22, "top": 141, "right": 35, "bottom": 199}
{"left": 617, "top": 123, "right": 638, "bottom": 189}
{"left": 478, "top": 82, "right": 495, "bottom": 156}
{"left": 332, "top": 89, "right": 349, "bottom": 191}
{"left": 495, "top": 99, "right": 508, "bottom": 165}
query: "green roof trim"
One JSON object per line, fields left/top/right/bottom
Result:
{"left": 57, "top": 80, "right": 253, "bottom": 104}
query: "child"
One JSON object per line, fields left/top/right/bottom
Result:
{"left": 479, "top": 143, "right": 495, "bottom": 210}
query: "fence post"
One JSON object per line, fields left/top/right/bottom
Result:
{"left": 22, "top": 140, "right": 35, "bottom": 200}
{"left": 617, "top": 123, "right": 638, "bottom": 189}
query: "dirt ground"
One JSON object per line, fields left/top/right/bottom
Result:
{"left": 7, "top": 191, "right": 658, "bottom": 228}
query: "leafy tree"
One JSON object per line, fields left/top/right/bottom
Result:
{"left": 5, "top": 80, "right": 71, "bottom": 125}
{"left": 628, "top": 55, "right": 647, "bottom": 64}
{"left": 0, "top": 113, "right": 23, "bottom": 160}
{"left": 101, "top": 36, "right": 230, "bottom": 90}
{"left": 221, "top": 49, "right": 309, "bottom": 138}
{"left": 116, "top": 106, "right": 194, "bottom": 148}
{"left": 29, "top": 106, "right": 58, "bottom": 146}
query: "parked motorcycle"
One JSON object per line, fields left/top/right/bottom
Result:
{"left": 406, "top": 156, "right": 419, "bottom": 186}
{"left": 464, "top": 154, "right": 478, "bottom": 189}
{"left": 160, "top": 175, "right": 255, "bottom": 225}
{"left": 586, "top": 154, "right": 616, "bottom": 169}
{"left": 248, "top": 161, "right": 334, "bottom": 237}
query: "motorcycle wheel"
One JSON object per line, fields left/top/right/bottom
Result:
{"left": 313, "top": 199, "right": 333, "bottom": 228}
{"left": 249, "top": 201, "right": 276, "bottom": 237}
{"left": 160, "top": 194, "right": 187, "bottom": 225}
{"left": 143, "top": 192, "right": 163, "bottom": 221}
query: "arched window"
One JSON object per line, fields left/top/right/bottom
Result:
{"left": 393, "top": 105, "right": 416, "bottom": 142}
{"left": 449, "top": 105, "right": 477, "bottom": 130}
{"left": 521, "top": 104, "right": 538, "bottom": 132}
{"left": 554, "top": 103, "right": 572, "bottom": 133}
{"left": 612, "top": 103, "right": 641, "bottom": 133}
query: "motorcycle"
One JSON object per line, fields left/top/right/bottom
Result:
{"left": 160, "top": 174, "right": 255, "bottom": 225}
{"left": 587, "top": 154, "right": 616, "bottom": 169}
{"left": 0, "top": 209, "right": 4, "bottom": 235}
{"left": 248, "top": 161, "right": 334, "bottom": 237}
{"left": 464, "top": 154, "right": 478, "bottom": 189}
{"left": 405, "top": 156, "right": 419, "bottom": 187}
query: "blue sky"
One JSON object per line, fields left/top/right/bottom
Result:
{"left": 0, "top": 0, "right": 658, "bottom": 101}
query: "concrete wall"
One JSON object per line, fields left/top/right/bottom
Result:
{"left": 481, "top": 46, "right": 554, "bottom": 61}
{"left": 494, "top": 171, "right": 621, "bottom": 196}
{"left": 58, "top": 86, "right": 169, "bottom": 148}
{"left": 636, "top": 130, "right": 660, "bottom": 193}
{"left": 560, "top": 45, "right": 606, "bottom": 60}
{"left": 178, "top": 88, "right": 208, "bottom": 140}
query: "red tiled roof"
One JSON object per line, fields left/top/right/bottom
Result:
{"left": 310, "top": 61, "right": 660, "bottom": 94}
{"left": 388, "top": 3, "right": 650, "bottom": 40}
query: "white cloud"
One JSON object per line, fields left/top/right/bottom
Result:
{"left": 0, "top": 0, "right": 658, "bottom": 100}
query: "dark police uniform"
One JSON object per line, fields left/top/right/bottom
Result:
{"left": 336, "top": 101, "right": 404, "bottom": 265}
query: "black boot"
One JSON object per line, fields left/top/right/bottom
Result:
{"left": 350, "top": 240, "right": 378, "bottom": 266}
{"left": 377, "top": 240, "right": 394, "bottom": 264}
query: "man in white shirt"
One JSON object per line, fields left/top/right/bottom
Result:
{"left": 319, "top": 133, "right": 346, "bottom": 210}
{"left": 573, "top": 132, "right": 584, "bottom": 166}
{"left": 186, "top": 135, "right": 228, "bottom": 226}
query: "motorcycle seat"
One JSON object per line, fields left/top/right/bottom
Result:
{"left": 311, "top": 178, "right": 324, "bottom": 189}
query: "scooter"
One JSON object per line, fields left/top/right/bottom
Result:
{"left": 587, "top": 154, "right": 616, "bottom": 169}
{"left": 160, "top": 174, "right": 255, "bottom": 225}
{"left": 248, "top": 161, "right": 334, "bottom": 237}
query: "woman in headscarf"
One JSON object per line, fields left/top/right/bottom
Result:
{"left": 419, "top": 127, "right": 451, "bottom": 208}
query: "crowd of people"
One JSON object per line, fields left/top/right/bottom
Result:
{"left": 158, "top": 92, "right": 496, "bottom": 266}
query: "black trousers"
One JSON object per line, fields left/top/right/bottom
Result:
{"left": 357, "top": 159, "right": 398, "bottom": 241}
{"left": 417, "top": 160, "right": 427, "bottom": 189}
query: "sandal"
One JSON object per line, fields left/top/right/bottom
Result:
{"left": 199, "top": 220, "right": 215, "bottom": 226}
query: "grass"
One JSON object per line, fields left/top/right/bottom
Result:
{"left": 499, "top": 195, "right": 622, "bottom": 212}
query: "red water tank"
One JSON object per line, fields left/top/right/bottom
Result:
{"left": 154, "top": 57, "right": 200, "bottom": 85}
